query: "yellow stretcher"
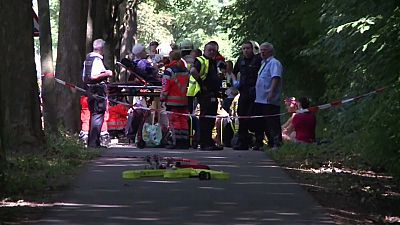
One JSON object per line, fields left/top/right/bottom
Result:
{"left": 122, "top": 168, "right": 230, "bottom": 180}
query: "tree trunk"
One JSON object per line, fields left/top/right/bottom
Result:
{"left": 86, "top": 0, "right": 94, "bottom": 54}
{"left": 0, "top": 0, "right": 45, "bottom": 155}
{"left": 118, "top": 0, "right": 138, "bottom": 82}
{"left": 38, "top": 0, "right": 58, "bottom": 133}
{"left": 92, "top": 0, "right": 114, "bottom": 69}
{"left": 55, "top": 0, "right": 88, "bottom": 132}
{"left": 120, "top": 0, "right": 138, "bottom": 60}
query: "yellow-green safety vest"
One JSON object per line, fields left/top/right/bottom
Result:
{"left": 186, "top": 56, "right": 209, "bottom": 96}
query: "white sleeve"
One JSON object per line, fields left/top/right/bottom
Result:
{"left": 90, "top": 58, "right": 106, "bottom": 78}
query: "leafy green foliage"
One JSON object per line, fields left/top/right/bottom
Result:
{"left": 221, "top": 0, "right": 326, "bottom": 100}
{"left": 221, "top": 0, "right": 400, "bottom": 177}
{"left": 0, "top": 131, "right": 99, "bottom": 199}
{"left": 137, "top": 1, "right": 174, "bottom": 44}
{"left": 50, "top": 0, "right": 60, "bottom": 58}
{"left": 138, "top": 0, "right": 230, "bottom": 55}
{"left": 163, "top": 0, "right": 219, "bottom": 44}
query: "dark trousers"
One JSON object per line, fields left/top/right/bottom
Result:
{"left": 198, "top": 95, "right": 218, "bottom": 147}
{"left": 253, "top": 103, "right": 282, "bottom": 147}
{"left": 88, "top": 111, "right": 105, "bottom": 147}
{"left": 236, "top": 94, "right": 255, "bottom": 147}
{"left": 189, "top": 115, "right": 200, "bottom": 146}
{"left": 87, "top": 85, "right": 106, "bottom": 148}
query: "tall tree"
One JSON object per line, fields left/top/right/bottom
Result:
{"left": 119, "top": 0, "right": 138, "bottom": 60}
{"left": 55, "top": 0, "right": 88, "bottom": 132}
{"left": 221, "top": 0, "right": 325, "bottom": 99}
{"left": 163, "top": 0, "right": 219, "bottom": 45}
{"left": 90, "top": 0, "right": 120, "bottom": 70}
{"left": 38, "top": 0, "right": 58, "bottom": 133}
{"left": 0, "top": 0, "right": 45, "bottom": 155}
{"left": 86, "top": 0, "right": 94, "bottom": 53}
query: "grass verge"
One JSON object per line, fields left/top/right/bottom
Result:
{"left": 0, "top": 131, "right": 101, "bottom": 223}
{"left": 267, "top": 142, "right": 400, "bottom": 224}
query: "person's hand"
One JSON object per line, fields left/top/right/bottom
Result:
{"left": 267, "top": 91, "right": 274, "bottom": 102}
{"left": 105, "top": 70, "right": 113, "bottom": 77}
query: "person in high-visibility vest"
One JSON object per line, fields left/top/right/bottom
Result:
{"left": 160, "top": 50, "right": 190, "bottom": 149}
{"left": 187, "top": 41, "right": 223, "bottom": 151}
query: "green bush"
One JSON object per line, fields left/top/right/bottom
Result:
{"left": 1, "top": 131, "right": 100, "bottom": 199}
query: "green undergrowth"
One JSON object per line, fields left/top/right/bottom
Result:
{"left": 267, "top": 139, "right": 400, "bottom": 223}
{"left": 268, "top": 140, "right": 399, "bottom": 179}
{"left": 1, "top": 131, "right": 100, "bottom": 200}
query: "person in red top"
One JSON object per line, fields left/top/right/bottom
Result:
{"left": 160, "top": 50, "right": 190, "bottom": 149}
{"left": 79, "top": 96, "right": 109, "bottom": 144}
{"left": 287, "top": 97, "right": 316, "bottom": 143}
{"left": 107, "top": 97, "right": 128, "bottom": 134}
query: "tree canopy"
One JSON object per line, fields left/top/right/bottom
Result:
{"left": 221, "top": 0, "right": 400, "bottom": 175}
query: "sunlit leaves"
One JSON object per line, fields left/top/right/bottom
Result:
{"left": 221, "top": 0, "right": 400, "bottom": 176}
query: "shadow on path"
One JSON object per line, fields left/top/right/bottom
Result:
{"left": 29, "top": 147, "right": 335, "bottom": 225}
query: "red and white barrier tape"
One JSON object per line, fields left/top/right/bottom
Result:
{"left": 54, "top": 77, "right": 388, "bottom": 119}
{"left": 296, "top": 87, "right": 386, "bottom": 113}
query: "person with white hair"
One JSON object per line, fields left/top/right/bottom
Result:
{"left": 82, "top": 38, "right": 113, "bottom": 148}
{"left": 253, "top": 42, "right": 283, "bottom": 149}
{"left": 132, "top": 43, "right": 158, "bottom": 77}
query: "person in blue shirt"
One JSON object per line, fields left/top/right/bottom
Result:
{"left": 253, "top": 42, "right": 283, "bottom": 149}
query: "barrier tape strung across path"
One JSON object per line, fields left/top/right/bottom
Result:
{"left": 54, "top": 77, "right": 389, "bottom": 119}
{"left": 296, "top": 87, "right": 387, "bottom": 113}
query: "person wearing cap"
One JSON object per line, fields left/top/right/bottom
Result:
{"left": 82, "top": 39, "right": 113, "bottom": 148}
{"left": 253, "top": 42, "right": 283, "bottom": 149}
{"left": 232, "top": 41, "right": 262, "bottom": 150}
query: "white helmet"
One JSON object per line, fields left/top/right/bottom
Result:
{"left": 250, "top": 40, "right": 260, "bottom": 55}
{"left": 156, "top": 43, "right": 173, "bottom": 57}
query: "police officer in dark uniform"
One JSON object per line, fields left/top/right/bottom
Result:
{"left": 190, "top": 41, "right": 223, "bottom": 150}
{"left": 82, "top": 39, "right": 113, "bottom": 148}
{"left": 232, "top": 41, "right": 262, "bottom": 150}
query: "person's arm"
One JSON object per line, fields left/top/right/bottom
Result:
{"left": 267, "top": 60, "right": 283, "bottom": 102}
{"left": 160, "top": 69, "right": 172, "bottom": 101}
{"left": 90, "top": 58, "right": 112, "bottom": 80}
{"left": 285, "top": 116, "right": 295, "bottom": 136}
{"left": 282, "top": 114, "right": 294, "bottom": 130}
{"left": 232, "top": 58, "right": 240, "bottom": 77}
{"left": 267, "top": 77, "right": 281, "bottom": 102}
{"left": 91, "top": 70, "right": 112, "bottom": 80}
{"left": 190, "top": 59, "right": 202, "bottom": 82}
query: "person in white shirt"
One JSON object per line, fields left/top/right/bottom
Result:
{"left": 253, "top": 42, "right": 283, "bottom": 149}
{"left": 82, "top": 39, "right": 113, "bottom": 148}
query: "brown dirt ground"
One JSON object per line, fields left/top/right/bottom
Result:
{"left": 283, "top": 167, "right": 400, "bottom": 224}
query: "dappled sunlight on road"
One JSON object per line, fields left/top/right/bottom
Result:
{"left": 143, "top": 180, "right": 182, "bottom": 184}
{"left": 0, "top": 200, "right": 129, "bottom": 208}
{"left": 283, "top": 165, "right": 394, "bottom": 179}
{"left": 24, "top": 147, "right": 336, "bottom": 224}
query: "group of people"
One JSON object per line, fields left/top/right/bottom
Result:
{"left": 81, "top": 38, "right": 316, "bottom": 149}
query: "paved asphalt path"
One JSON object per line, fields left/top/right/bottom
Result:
{"left": 34, "top": 145, "right": 335, "bottom": 225}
